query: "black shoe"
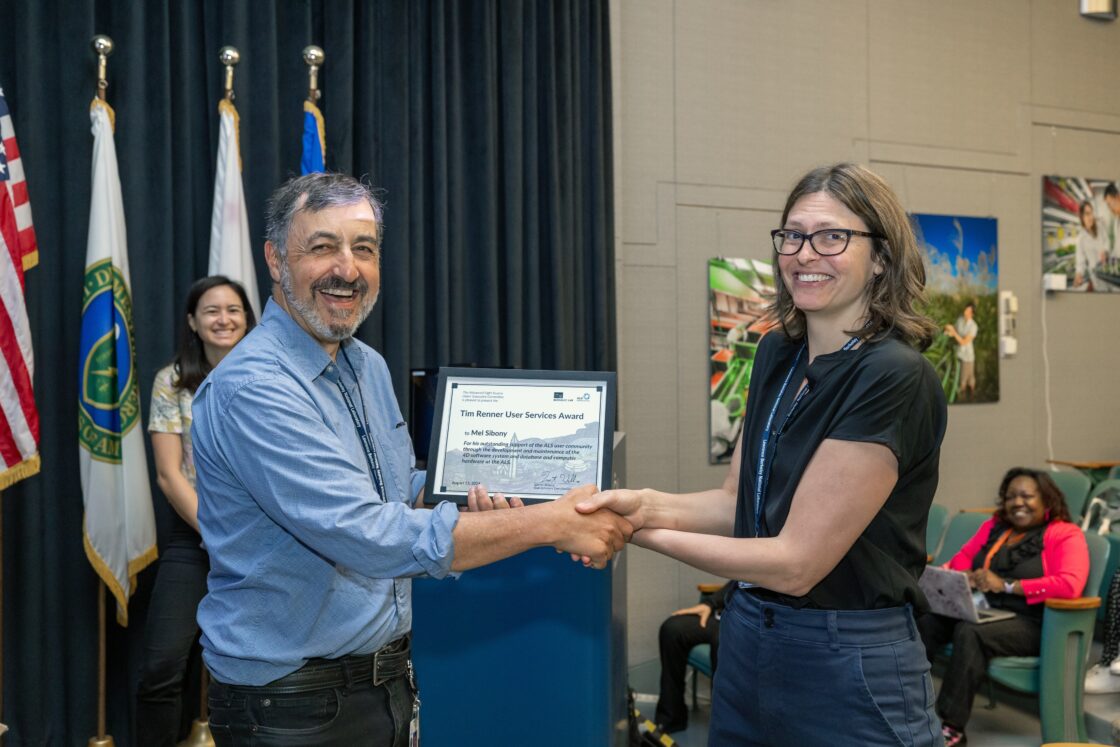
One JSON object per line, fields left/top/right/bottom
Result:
{"left": 658, "top": 720, "right": 688, "bottom": 734}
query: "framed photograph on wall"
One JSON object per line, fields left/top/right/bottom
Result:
{"left": 707, "top": 257, "right": 776, "bottom": 464}
{"left": 911, "top": 214, "right": 999, "bottom": 405}
{"left": 1042, "top": 176, "right": 1120, "bottom": 292}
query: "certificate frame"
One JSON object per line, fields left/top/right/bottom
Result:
{"left": 424, "top": 367, "right": 616, "bottom": 505}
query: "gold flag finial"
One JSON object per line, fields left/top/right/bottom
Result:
{"left": 91, "top": 35, "right": 114, "bottom": 100}
{"left": 219, "top": 46, "right": 240, "bottom": 101}
{"left": 302, "top": 45, "right": 324, "bottom": 103}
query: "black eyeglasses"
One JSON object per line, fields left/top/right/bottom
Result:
{"left": 771, "top": 228, "right": 884, "bottom": 256}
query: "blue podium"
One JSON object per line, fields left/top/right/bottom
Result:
{"left": 411, "top": 546, "right": 628, "bottom": 747}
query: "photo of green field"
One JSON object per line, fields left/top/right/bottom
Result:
{"left": 912, "top": 214, "right": 1000, "bottom": 405}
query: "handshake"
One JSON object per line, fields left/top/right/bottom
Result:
{"left": 467, "top": 484, "right": 643, "bottom": 570}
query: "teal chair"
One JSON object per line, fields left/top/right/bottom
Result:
{"left": 687, "top": 644, "right": 714, "bottom": 710}
{"left": 926, "top": 503, "right": 951, "bottom": 561}
{"left": 1048, "top": 470, "right": 1092, "bottom": 521}
{"left": 986, "top": 531, "right": 1109, "bottom": 743}
{"left": 686, "top": 582, "right": 724, "bottom": 710}
{"left": 931, "top": 512, "right": 988, "bottom": 566}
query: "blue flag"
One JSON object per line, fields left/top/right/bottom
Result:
{"left": 301, "top": 101, "right": 325, "bottom": 174}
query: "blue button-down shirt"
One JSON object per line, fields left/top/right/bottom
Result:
{"left": 193, "top": 299, "right": 460, "bottom": 685}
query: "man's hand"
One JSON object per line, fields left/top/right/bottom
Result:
{"left": 574, "top": 488, "right": 647, "bottom": 531}
{"left": 466, "top": 484, "right": 524, "bottom": 511}
{"left": 547, "top": 485, "right": 634, "bottom": 568}
{"left": 671, "top": 602, "right": 712, "bottom": 628}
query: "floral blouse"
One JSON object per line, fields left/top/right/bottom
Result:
{"left": 148, "top": 364, "right": 196, "bottom": 487}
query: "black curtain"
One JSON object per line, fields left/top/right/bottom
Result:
{"left": 0, "top": 1, "right": 614, "bottom": 744}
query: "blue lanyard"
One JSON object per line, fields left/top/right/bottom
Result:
{"left": 752, "top": 336, "right": 860, "bottom": 536}
{"left": 336, "top": 347, "right": 388, "bottom": 501}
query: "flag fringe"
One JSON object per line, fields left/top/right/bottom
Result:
{"left": 82, "top": 526, "right": 157, "bottom": 627}
{"left": 0, "top": 454, "right": 39, "bottom": 490}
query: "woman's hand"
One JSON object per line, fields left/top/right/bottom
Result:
{"left": 575, "top": 488, "right": 647, "bottom": 531}
{"left": 671, "top": 602, "right": 713, "bottom": 628}
{"left": 968, "top": 569, "right": 1005, "bottom": 593}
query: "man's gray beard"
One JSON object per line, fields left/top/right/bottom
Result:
{"left": 279, "top": 260, "right": 378, "bottom": 342}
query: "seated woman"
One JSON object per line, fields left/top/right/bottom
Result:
{"left": 918, "top": 467, "right": 1089, "bottom": 747}
{"left": 655, "top": 580, "right": 734, "bottom": 733}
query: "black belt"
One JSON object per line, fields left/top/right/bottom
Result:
{"left": 256, "top": 636, "right": 411, "bottom": 694}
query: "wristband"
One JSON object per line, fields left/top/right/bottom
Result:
{"left": 1003, "top": 579, "right": 1015, "bottom": 594}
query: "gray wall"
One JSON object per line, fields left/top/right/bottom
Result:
{"left": 612, "top": 0, "right": 1120, "bottom": 666}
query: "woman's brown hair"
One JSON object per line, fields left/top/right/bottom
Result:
{"left": 769, "top": 163, "right": 939, "bottom": 351}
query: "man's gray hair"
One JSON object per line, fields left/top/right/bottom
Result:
{"left": 265, "top": 173, "right": 384, "bottom": 258}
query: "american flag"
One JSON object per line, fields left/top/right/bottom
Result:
{"left": 0, "top": 86, "right": 40, "bottom": 489}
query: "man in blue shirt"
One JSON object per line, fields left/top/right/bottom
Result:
{"left": 193, "top": 173, "right": 630, "bottom": 746}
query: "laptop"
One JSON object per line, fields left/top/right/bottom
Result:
{"left": 918, "top": 566, "right": 1016, "bottom": 624}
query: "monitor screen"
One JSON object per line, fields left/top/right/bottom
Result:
{"left": 409, "top": 368, "right": 440, "bottom": 468}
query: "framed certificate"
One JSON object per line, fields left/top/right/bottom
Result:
{"left": 424, "top": 368, "right": 616, "bottom": 505}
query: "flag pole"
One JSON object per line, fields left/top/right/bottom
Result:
{"left": 87, "top": 33, "right": 116, "bottom": 747}
{"left": 219, "top": 46, "right": 239, "bottom": 101}
{"left": 303, "top": 45, "right": 324, "bottom": 104}
{"left": 87, "top": 581, "right": 114, "bottom": 747}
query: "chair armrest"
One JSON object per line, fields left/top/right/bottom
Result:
{"left": 697, "top": 583, "right": 725, "bottom": 595}
{"left": 960, "top": 507, "right": 994, "bottom": 514}
{"left": 926, "top": 554, "right": 933, "bottom": 563}
{"left": 1044, "top": 596, "right": 1100, "bottom": 611}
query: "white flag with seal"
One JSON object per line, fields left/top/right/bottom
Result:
{"left": 79, "top": 98, "right": 157, "bottom": 626}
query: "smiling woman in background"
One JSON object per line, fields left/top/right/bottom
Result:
{"left": 918, "top": 467, "right": 1088, "bottom": 747}
{"left": 135, "top": 276, "right": 257, "bottom": 746}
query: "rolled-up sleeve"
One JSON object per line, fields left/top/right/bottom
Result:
{"left": 210, "top": 374, "right": 459, "bottom": 579}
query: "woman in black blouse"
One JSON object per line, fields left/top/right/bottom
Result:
{"left": 581, "top": 163, "right": 947, "bottom": 745}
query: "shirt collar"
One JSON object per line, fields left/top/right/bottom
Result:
{"left": 260, "top": 298, "right": 366, "bottom": 382}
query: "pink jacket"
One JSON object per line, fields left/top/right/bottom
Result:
{"left": 947, "top": 518, "right": 1090, "bottom": 604}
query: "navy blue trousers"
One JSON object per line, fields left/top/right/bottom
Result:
{"left": 709, "top": 589, "right": 943, "bottom": 746}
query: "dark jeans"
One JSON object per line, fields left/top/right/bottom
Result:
{"left": 207, "top": 660, "right": 413, "bottom": 746}
{"left": 710, "top": 589, "right": 940, "bottom": 746}
{"left": 135, "top": 551, "right": 209, "bottom": 747}
{"left": 655, "top": 612, "right": 720, "bottom": 731}
{"left": 918, "top": 611, "right": 1041, "bottom": 729}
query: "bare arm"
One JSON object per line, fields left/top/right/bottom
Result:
{"left": 582, "top": 428, "right": 746, "bottom": 536}
{"left": 590, "top": 438, "right": 898, "bottom": 596}
{"left": 450, "top": 485, "right": 632, "bottom": 572}
{"left": 151, "top": 432, "right": 200, "bottom": 532}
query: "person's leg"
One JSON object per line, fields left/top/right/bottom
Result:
{"left": 708, "top": 591, "right": 766, "bottom": 747}
{"left": 135, "top": 557, "right": 209, "bottom": 747}
{"left": 917, "top": 612, "right": 957, "bottom": 662}
{"left": 759, "top": 604, "right": 940, "bottom": 746}
{"left": 936, "top": 615, "right": 1041, "bottom": 731}
{"left": 655, "top": 613, "right": 714, "bottom": 731}
{"left": 709, "top": 616, "right": 721, "bottom": 671}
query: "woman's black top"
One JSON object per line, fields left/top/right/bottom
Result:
{"left": 971, "top": 522, "right": 1046, "bottom": 621}
{"left": 733, "top": 331, "right": 947, "bottom": 610}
